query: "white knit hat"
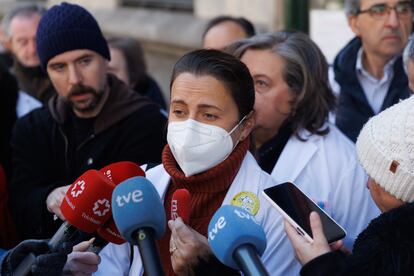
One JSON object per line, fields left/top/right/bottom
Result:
{"left": 356, "top": 96, "right": 414, "bottom": 202}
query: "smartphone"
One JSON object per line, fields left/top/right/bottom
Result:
{"left": 262, "top": 182, "right": 346, "bottom": 243}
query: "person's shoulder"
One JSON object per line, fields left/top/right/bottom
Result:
{"left": 297, "top": 124, "right": 359, "bottom": 166}
{"left": 14, "top": 105, "right": 53, "bottom": 129}
{"left": 315, "top": 124, "right": 356, "bottom": 154}
{"left": 334, "top": 37, "right": 361, "bottom": 66}
{"left": 240, "top": 152, "right": 277, "bottom": 188}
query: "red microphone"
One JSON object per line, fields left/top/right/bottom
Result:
{"left": 94, "top": 161, "right": 145, "bottom": 249}
{"left": 96, "top": 219, "right": 124, "bottom": 245}
{"left": 171, "top": 189, "right": 191, "bottom": 224}
{"left": 59, "top": 170, "right": 115, "bottom": 234}
{"left": 100, "top": 161, "right": 145, "bottom": 184}
{"left": 14, "top": 170, "right": 115, "bottom": 276}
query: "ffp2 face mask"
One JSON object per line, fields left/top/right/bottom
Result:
{"left": 167, "top": 118, "right": 244, "bottom": 177}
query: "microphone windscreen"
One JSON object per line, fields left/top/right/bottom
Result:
{"left": 60, "top": 170, "right": 115, "bottom": 233}
{"left": 100, "top": 161, "right": 145, "bottom": 184}
{"left": 97, "top": 218, "right": 125, "bottom": 245}
{"left": 208, "top": 205, "right": 267, "bottom": 269}
{"left": 111, "top": 176, "right": 166, "bottom": 245}
{"left": 171, "top": 189, "right": 191, "bottom": 224}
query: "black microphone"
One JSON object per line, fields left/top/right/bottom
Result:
{"left": 111, "top": 176, "right": 166, "bottom": 276}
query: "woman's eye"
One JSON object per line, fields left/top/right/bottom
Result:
{"left": 204, "top": 113, "right": 218, "bottom": 120}
{"left": 255, "top": 80, "right": 268, "bottom": 87}
{"left": 172, "top": 109, "right": 184, "bottom": 116}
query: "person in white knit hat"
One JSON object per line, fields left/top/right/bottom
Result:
{"left": 284, "top": 96, "right": 414, "bottom": 276}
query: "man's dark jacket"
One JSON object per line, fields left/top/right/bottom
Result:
{"left": 300, "top": 202, "right": 414, "bottom": 276}
{"left": 9, "top": 75, "right": 167, "bottom": 239}
{"left": 334, "top": 37, "right": 410, "bottom": 142}
{"left": 11, "top": 60, "right": 55, "bottom": 104}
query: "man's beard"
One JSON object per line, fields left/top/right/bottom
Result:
{"left": 66, "top": 84, "right": 105, "bottom": 113}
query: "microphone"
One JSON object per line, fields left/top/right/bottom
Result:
{"left": 90, "top": 161, "right": 146, "bottom": 252}
{"left": 208, "top": 205, "right": 269, "bottom": 276}
{"left": 171, "top": 189, "right": 191, "bottom": 224}
{"left": 112, "top": 176, "right": 166, "bottom": 276}
{"left": 100, "top": 161, "right": 145, "bottom": 184}
{"left": 13, "top": 170, "right": 115, "bottom": 276}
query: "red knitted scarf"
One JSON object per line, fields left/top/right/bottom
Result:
{"left": 156, "top": 137, "right": 249, "bottom": 275}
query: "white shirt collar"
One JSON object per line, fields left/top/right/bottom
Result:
{"left": 356, "top": 47, "right": 398, "bottom": 84}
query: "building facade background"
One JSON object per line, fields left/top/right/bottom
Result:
{"left": 0, "top": 0, "right": 353, "bottom": 104}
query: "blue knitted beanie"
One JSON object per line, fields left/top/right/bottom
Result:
{"left": 36, "top": 2, "right": 110, "bottom": 70}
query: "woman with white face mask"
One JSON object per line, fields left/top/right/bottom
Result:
{"left": 228, "top": 32, "right": 379, "bottom": 251}
{"left": 96, "top": 49, "right": 315, "bottom": 275}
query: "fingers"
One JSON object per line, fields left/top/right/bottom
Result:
{"left": 63, "top": 251, "right": 100, "bottom": 274}
{"left": 284, "top": 220, "right": 307, "bottom": 245}
{"left": 168, "top": 218, "right": 209, "bottom": 275}
{"left": 69, "top": 251, "right": 100, "bottom": 265}
{"left": 46, "top": 186, "right": 68, "bottom": 219}
{"left": 329, "top": 240, "right": 344, "bottom": 251}
{"left": 169, "top": 218, "right": 192, "bottom": 247}
{"left": 309, "top": 212, "right": 328, "bottom": 245}
{"left": 73, "top": 238, "right": 95, "bottom": 252}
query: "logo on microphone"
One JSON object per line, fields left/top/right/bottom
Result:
{"left": 171, "top": 199, "right": 178, "bottom": 220}
{"left": 71, "top": 180, "right": 86, "bottom": 198}
{"left": 103, "top": 169, "right": 113, "bottom": 182}
{"left": 93, "top": 198, "right": 110, "bottom": 217}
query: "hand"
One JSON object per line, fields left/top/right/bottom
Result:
{"left": 169, "top": 217, "right": 212, "bottom": 276}
{"left": 62, "top": 238, "right": 100, "bottom": 276}
{"left": 284, "top": 212, "right": 331, "bottom": 265}
{"left": 2, "top": 239, "right": 73, "bottom": 276}
{"left": 329, "top": 240, "right": 350, "bottom": 256}
{"left": 46, "top": 185, "right": 70, "bottom": 220}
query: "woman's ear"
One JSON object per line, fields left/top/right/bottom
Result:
{"left": 240, "top": 111, "right": 256, "bottom": 141}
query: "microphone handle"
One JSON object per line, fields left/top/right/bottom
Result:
{"left": 48, "top": 222, "right": 77, "bottom": 252}
{"left": 135, "top": 227, "right": 164, "bottom": 276}
{"left": 13, "top": 222, "right": 77, "bottom": 276}
{"left": 233, "top": 244, "right": 269, "bottom": 276}
{"left": 12, "top": 253, "right": 36, "bottom": 276}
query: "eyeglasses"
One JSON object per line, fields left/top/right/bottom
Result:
{"left": 357, "top": 1, "right": 413, "bottom": 19}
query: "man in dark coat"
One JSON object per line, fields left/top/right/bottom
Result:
{"left": 2, "top": 4, "right": 55, "bottom": 104}
{"left": 9, "top": 2, "right": 167, "bottom": 240}
{"left": 333, "top": 0, "right": 411, "bottom": 142}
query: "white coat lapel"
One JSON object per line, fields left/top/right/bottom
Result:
{"left": 270, "top": 131, "right": 318, "bottom": 183}
{"left": 146, "top": 165, "right": 171, "bottom": 202}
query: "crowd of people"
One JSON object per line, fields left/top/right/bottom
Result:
{"left": 0, "top": 0, "right": 413, "bottom": 275}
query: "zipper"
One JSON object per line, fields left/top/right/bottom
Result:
{"left": 76, "top": 133, "right": 95, "bottom": 151}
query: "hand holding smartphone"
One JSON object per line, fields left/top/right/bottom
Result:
{"left": 262, "top": 182, "right": 346, "bottom": 244}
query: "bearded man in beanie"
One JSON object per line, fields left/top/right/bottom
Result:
{"left": 9, "top": 2, "right": 167, "bottom": 240}
{"left": 285, "top": 96, "right": 414, "bottom": 275}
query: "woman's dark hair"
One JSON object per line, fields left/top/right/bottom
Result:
{"left": 106, "top": 36, "right": 147, "bottom": 89}
{"left": 170, "top": 49, "right": 255, "bottom": 119}
{"left": 202, "top": 15, "right": 256, "bottom": 40}
{"left": 229, "top": 31, "right": 336, "bottom": 139}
